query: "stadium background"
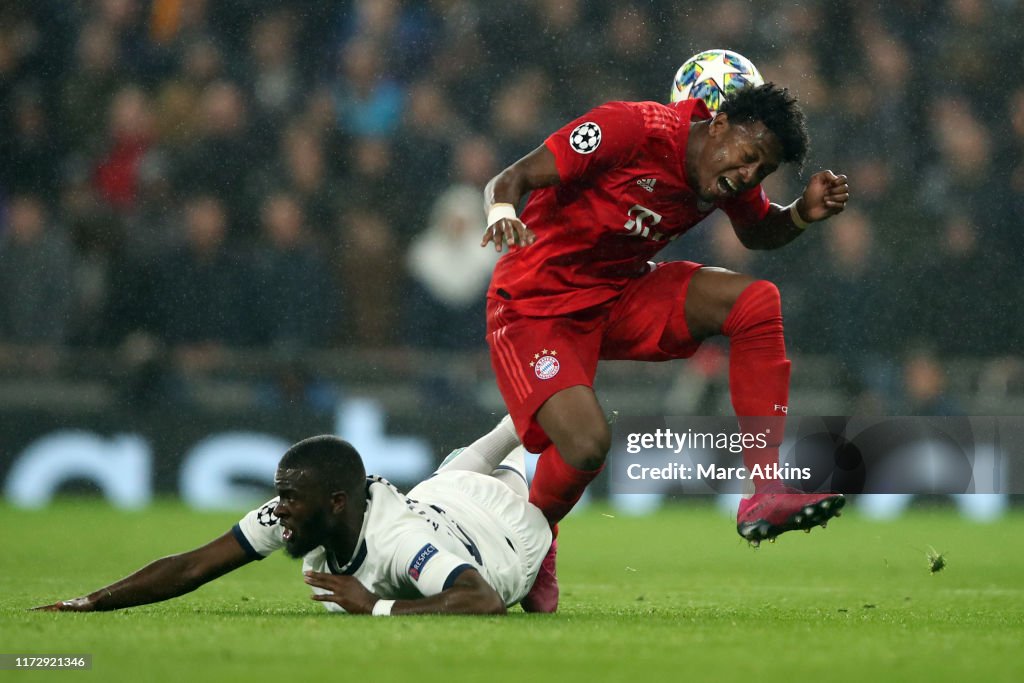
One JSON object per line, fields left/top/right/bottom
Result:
{"left": 1, "top": 0, "right": 1022, "bottom": 512}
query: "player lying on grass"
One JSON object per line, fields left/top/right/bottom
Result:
{"left": 34, "top": 418, "right": 549, "bottom": 616}
{"left": 481, "top": 83, "right": 849, "bottom": 611}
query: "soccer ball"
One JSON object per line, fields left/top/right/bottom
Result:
{"left": 670, "top": 49, "right": 764, "bottom": 112}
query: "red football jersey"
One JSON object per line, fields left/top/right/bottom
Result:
{"left": 488, "top": 99, "right": 771, "bottom": 317}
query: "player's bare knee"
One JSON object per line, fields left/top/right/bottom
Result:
{"left": 561, "top": 423, "right": 606, "bottom": 473}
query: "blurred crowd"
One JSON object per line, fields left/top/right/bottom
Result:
{"left": 0, "top": 0, "right": 1022, "bottom": 405}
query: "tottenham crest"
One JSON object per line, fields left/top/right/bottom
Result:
{"left": 569, "top": 122, "right": 601, "bottom": 154}
{"left": 530, "top": 348, "right": 560, "bottom": 380}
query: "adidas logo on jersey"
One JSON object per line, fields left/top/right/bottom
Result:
{"left": 636, "top": 178, "right": 657, "bottom": 192}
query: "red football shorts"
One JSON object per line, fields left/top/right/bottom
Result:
{"left": 486, "top": 261, "right": 704, "bottom": 453}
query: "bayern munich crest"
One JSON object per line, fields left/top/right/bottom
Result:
{"left": 569, "top": 122, "right": 601, "bottom": 154}
{"left": 530, "top": 349, "right": 560, "bottom": 380}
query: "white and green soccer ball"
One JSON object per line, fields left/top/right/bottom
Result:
{"left": 670, "top": 49, "right": 764, "bottom": 112}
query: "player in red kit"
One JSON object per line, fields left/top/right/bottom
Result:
{"left": 481, "top": 84, "right": 850, "bottom": 613}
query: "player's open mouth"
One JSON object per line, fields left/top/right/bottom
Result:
{"left": 719, "top": 177, "right": 739, "bottom": 196}
{"left": 282, "top": 527, "right": 294, "bottom": 541}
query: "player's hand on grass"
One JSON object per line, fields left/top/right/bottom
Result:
{"left": 799, "top": 170, "right": 850, "bottom": 222}
{"left": 304, "top": 571, "right": 377, "bottom": 614}
{"left": 481, "top": 217, "right": 535, "bottom": 252}
{"left": 31, "top": 597, "right": 95, "bottom": 612}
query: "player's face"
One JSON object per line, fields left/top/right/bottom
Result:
{"left": 273, "top": 467, "right": 332, "bottom": 558}
{"left": 695, "top": 115, "right": 783, "bottom": 202}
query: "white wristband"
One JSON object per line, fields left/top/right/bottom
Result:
{"left": 788, "top": 201, "right": 811, "bottom": 230}
{"left": 487, "top": 203, "right": 517, "bottom": 227}
{"left": 371, "top": 599, "right": 395, "bottom": 616}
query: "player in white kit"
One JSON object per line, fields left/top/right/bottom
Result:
{"left": 35, "top": 418, "right": 551, "bottom": 616}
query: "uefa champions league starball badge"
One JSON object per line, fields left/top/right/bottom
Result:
{"left": 568, "top": 122, "right": 601, "bottom": 154}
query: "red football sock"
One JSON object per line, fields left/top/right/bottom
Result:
{"left": 529, "top": 444, "right": 603, "bottom": 527}
{"left": 721, "top": 280, "right": 791, "bottom": 494}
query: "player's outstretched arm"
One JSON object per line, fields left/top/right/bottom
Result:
{"left": 32, "top": 531, "right": 255, "bottom": 612}
{"left": 732, "top": 170, "right": 850, "bottom": 250}
{"left": 304, "top": 568, "right": 506, "bottom": 616}
{"left": 481, "top": 144, "right": 561, "bottom": 252}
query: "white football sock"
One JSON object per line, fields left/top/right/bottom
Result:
{"left": 436, "top": 415, "right": 519, "bottom": 475}
{"left": 491, "top": 445, "right": 529, "bottom": 499}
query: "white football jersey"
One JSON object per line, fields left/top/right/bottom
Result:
{"left": 233, "top": 471, "right": 551, "bottom": 612}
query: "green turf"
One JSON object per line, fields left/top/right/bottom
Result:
{"left": 2, "top": 500, "right": 1022, "bottom": 682}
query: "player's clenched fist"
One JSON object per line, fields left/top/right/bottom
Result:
{"left": 799, "top": 170, "right": 850, "bottom": 222}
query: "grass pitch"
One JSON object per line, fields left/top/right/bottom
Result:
{"left": 3, "top": 500, "right": 1022, "bottom": 682}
